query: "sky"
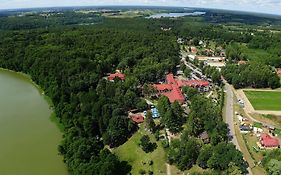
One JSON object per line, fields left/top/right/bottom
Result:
{"left": 1, "top": 0, "right": 281, "bottom": 15}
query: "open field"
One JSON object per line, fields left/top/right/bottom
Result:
{"left": 244, "top": 90, "right": 281, "bottom": 111}
{"left": 114, "top": 124, "right": 166, "bottom": 175}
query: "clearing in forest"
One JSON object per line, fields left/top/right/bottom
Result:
{"left": 114, "top": 124, "right": 166, "bottom": 175}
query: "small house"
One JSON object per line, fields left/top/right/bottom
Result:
{"left": 130, "top": 115, "right": 144, "bottom": 124}
{"left": 108, "top": 73, "right": 126, "bottom": 81}
{"left": 260, "top": 133, "right": 280, "bottom": 149}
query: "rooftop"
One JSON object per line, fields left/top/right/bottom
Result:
{"left": 153, "top": 73, "right": 209, "bottom": 103}
{"left": 162, "top": 86, "right": 185, "bottom": 104}
{"left": 108, "top": 73, "right": 126, "bottom": 81}
{"left": 130, "top": 115, "right": 144, "bottom": 124}
{"left": 260, "top": 133, "right": 279, "bottom": 147}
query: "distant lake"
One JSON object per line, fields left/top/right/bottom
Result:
{"left": 147, "top": 11, "right": 206, "bottom": 18}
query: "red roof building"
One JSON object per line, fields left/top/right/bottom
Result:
{"left": 108, "top": 73, "right": 126, "bottom": 81}
{"left": 153, "top": 84, "right": 173, "bottom": 91}
{"left": 260, "top": 133, "right": 280, "bottom": 148}
{"left": 166, "top": 73, "right": 177, "bottom": 84}
{"left": 176, "top": 80, "right": 209, "bottom": 88}
{"left": 130, "top": 115, "right": 144, "bottom": 124}
{"left": 162, "top": 84, "right": 185, "bottom": 104}
{"left": 153, "top": 74, "right": 185, "bottom": 103}
{"left": 153, "top": 73, "right": 209, "bottom": 103}
{"left": 277, "top": 70, "right": 281, "bottom": 76}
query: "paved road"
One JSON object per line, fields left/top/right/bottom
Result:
{"left": 180, "top": 52, "right": 203, "bottom": 76}
{"left": 225, "top": 83, "right": 241, "bottom": 150}
{"left": 224, "top": 82, "right": 252, "bottom": 175}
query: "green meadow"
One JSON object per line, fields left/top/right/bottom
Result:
{"left": 244, "top": 90, "right": 281, "bottom": 111}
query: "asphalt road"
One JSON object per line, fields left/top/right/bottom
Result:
{"left": 225, "top": 82, "right": 241, "bottom": 150}
{"left": 224, "top": 82, "right": 252, "bottom": 175}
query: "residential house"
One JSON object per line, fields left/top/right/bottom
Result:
{"left": 130, "top": 115, "right": 144, "bottom": 124}
{"left": 260, "top": 133, "right": 280, "bottom": 149}
{"left": 108, "top": 73, "right": 126, "bottom": 81}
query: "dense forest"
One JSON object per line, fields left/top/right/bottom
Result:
{"left": 0, "top": 19, "right": 178, "bottom": 174}
{"left": 0, "top": 11, "right": 103, "bottom": 30}
{"left": 0, "top": 8, "right": 281, "bottom": 174}
{"left": 222, "top": 63, "right": 280, "bottom": 89}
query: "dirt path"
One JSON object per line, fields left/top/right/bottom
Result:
{"left": 166, "top": 129, "right": 172, "bottom": 175}
{"left": 242, "top": 88, "right": 281, "bottom": 92}
{"left": 166, "top": 163, "right": 171, "bottom": 175}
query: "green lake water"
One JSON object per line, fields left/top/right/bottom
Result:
{"left": 0, "top": 70, "right": 68, "bottom": 175}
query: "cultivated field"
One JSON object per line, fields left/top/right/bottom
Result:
{"left": 244, "top": 90, "right": 281, "bottom": 111}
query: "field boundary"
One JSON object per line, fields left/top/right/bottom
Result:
{"left": 235, "top": 89, "right": 281, "bottom": 116}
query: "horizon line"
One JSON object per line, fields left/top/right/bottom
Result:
{"left": 0, "top": 5, "right": 281, "bottom": 17}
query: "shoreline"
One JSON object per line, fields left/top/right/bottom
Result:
{"left": 0, "top": 68, "right": 64, "bottom": 132}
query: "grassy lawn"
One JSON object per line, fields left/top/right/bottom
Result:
{"left": 244, "top": 90, "right": 281, "bottom": 111}
{"left": 243, "top": 134, "right": 264, "bottom": 162}
{"left": 113, "top": 124, "right": 166, "bottom": 175}
{"left": 170, "top": 165, "right": 206, "bottom": 175}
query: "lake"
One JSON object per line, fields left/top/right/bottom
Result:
{"left": 0, "top": 70, "right": 68, "bottom": 175}
{"left": 147, "top": 11, "right": 206, "bottom": 19}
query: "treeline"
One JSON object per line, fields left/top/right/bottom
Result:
{"left": 248, "top": 33, "right": 281, "bottom": 68}
{"left": 166, "top": 93, "right": 246, "bottom": 174}
{"left": 203, "top": 11, "right": 281, "bottom": 26}
{"left": 176, "top": 18, "right": 254, "bottom": 43}
{"left": 0, "top": 20, "right": 179, "bottom": 174}
{"left": 222, "top": 63, "right": 280, "bottom": 89}
{"left": 224, "top": 34, "right": 281, "bottom": 68}
{"left": 0, "top": 11, "right": 103, "bottom": 30}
